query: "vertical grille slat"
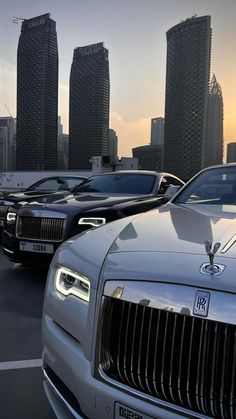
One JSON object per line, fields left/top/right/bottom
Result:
{"left": 137, "top": 306, "right": 147, "bottom": 392}
{"left": 116, "top": 301, "right": 126, "bottom": 383}
{"left": 186, "top": 317, "right": 195, "bottom": 410}
{"left": 17, "top": 216, "right": 65, "bottom": 241}
{"left": 152, "top": 309, "right": 162, "bottom": 398}
{"left": 100, "top": 297, "right": 236, "bottom": 419}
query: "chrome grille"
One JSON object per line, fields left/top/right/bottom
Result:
{"left": 99, "top": 297, "right": 236, "bottom": 419}
{"left": 17, "top": 216, "right": 65, "bottom": 241}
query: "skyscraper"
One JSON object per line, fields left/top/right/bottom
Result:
{"left": 204, "top": 74, "right": 224, "bottom": 167}
{"left": 227, "top": 143, "right": 236, "bottom": 163}
{"left": 0, "top": 117, "right": 16, "bottom": 170}
{"left": 69, "top": 42, "right": 110, "bottom": 169}
{"left": 16, "top": 13, "right": 58, "bottom": 170}
{"left": 151, "top": 117, "right": 165, "bottom": 146}
{"left": 163, "top": 16, "right": 212, "bottom": 180}
{"left": 108, "top": 129, "right": 118, "bottom": 157}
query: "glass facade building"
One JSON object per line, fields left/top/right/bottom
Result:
{"left": 69, "top": 43, "right": 110, "bottom": 169}
{"left": 16, "top": 13, "right": 58, "bottom": 170}
{"left": 163, "top": 16, "right": 212, "bottom": 180}
{"left": 204, "top": 74, "right": 224, "bottom": 167}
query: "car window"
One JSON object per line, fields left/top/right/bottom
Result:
{"left": 28, "top": 177, "right": 85, "bottom": 191}
{"left": 174, "top": 167, "right": 236, "bottom": 204}
{"left": 158, "top": 176, "right": 183, "bottom": 195}
{"left": 74, "top": 174, "right": 157, "bottom": 195}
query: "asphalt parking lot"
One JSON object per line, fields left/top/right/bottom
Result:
{"left": 0, "top": 245, "right": 56, "bottom": 419}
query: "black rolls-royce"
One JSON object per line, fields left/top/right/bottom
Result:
{"left": 2, "top": 170, "right": 184, "bottom": 265}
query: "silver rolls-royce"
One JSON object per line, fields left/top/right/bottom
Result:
{"left": 42, "top": 163, "right": 236, "bottom": 419}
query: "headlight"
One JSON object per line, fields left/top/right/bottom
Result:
{"left": 6, "top": 212, "right": 17, "bottom": 223}
{"left": 78, "top": 217, "right": 106, "bottom": 227}
{"left": 55, "top": 266, "right": 90, "bottom": 302}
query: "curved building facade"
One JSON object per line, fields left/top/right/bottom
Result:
{"left": 16, "top": 13, "right": 58, "bottom": 170}
{"left": 163, "top": 16, "right": 212, "bottom": 181}
{"left": 69, "top": 43, "right": 110, "bottom": 169}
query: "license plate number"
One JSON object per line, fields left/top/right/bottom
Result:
{"left": 19, "top": 241, "right": 54, "bottom": 254}
{"left": 115, "top": 403, "right": 155, "bottom": 419}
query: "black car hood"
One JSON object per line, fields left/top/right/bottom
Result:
{"left": 0, "top": 191, "right": 70, "bottom": 203}
{"left": 1, "top": 191, "right": 71, "bottom": 206}
{"left": 14, "top": 193, "right": 154, "bottom": 214}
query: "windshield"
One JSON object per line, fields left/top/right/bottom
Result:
{"left": 28, "top": 177, "right": 85, "bottom": 191}
{"left": 174, "top": 166, "right": 236, "bottom": 205}
{"left": 73, "top": 173, "right": 157, "bottom": 195}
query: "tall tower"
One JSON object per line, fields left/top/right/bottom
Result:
{"left": 204, "top": 74, "right": 224, "bottom": 167}
{"left": 0, "top": 117, "right": 16, "bottom": 170}
{"left": 69, "top": 43, "right": 110, "bottom": 169}
{"left": 150, "top": 117, "right": 165, "bottom": 146}
{"left": 163, "top": 16, "right": 212, "bottom": 180}
{"left": 16, "top": 13, "right": 58, "bottom": 170}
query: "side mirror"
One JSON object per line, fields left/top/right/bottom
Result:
{"left": 163, "top": 185, "right": 181, "bottom": 201}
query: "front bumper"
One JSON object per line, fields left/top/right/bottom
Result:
{"left": 42, "top": 314, "right": 209, "bottom": 419}
{"left": 2, "top": 229, "right": 61, "bottom": 264}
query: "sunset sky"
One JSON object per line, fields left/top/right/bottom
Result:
{"left": 0, "top": 0, "right": 235, "bottom": 157}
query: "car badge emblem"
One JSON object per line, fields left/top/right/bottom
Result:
{"left": 193, "top": 290, "right": 210, "bottom": 317}
{"left": 200, "top": 240, "right": 225, "bottom": 276}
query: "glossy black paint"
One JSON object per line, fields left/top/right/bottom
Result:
{"left": 2, "top": 171, "right": 184, "bottom": 265}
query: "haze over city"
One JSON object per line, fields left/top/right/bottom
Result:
{"left": 1, "top": 0, "right": 235, "bottom": 156}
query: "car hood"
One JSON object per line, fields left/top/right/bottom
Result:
{"left": 109, "top": 202, "right": 236, "bottom": 257}
{"left": 0, "top": 190, "right": 70, "bottom": 206}
{"left": 55, "top": 202, "right": 236, "bottom": 294}
{"left": 15, "top": 193, "right": 153, "bottom": 213}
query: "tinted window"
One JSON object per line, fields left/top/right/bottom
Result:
{"left": 174, "top": 167, "right": 236, "bottom": 204}
{"left": 74, "top": 174, "right": 157, "bottom": 195}
{"left": 28, "top": 177, "right": 85, "bottom": 191}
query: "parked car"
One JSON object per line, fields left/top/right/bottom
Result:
{"left": 0, "top": 175, "right": 87, "bottom": 229}
{"left": 2, "top": 170, "right": 184, "bottom": 264}
{"left": 42, "top": 163, "right": 236, "bottom": 419}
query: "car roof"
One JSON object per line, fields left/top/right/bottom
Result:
{"left": 88, "top": 170, "right": 166, "bottom": 176}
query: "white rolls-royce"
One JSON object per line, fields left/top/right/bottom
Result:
{"left": 42, "top": 163, "right": 236, "bottom": 419}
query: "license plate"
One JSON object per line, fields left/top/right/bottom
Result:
{"left": 115, "top": 403, "right": 155, "bottom": 419}
{"left": 19, "top": 241, "right": 54, "bottom": 254}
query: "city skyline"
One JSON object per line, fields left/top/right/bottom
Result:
{"left": 0, "top": 0, "right": 235, "bottom": 157}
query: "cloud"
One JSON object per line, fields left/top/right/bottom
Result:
{"left": 110, "top": 111, "right": 150, "bottom": 156}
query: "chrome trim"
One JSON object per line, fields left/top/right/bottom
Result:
{"left": 3, "top": 247, "right": 14, "bottom": 254}
{"left": 200, "top": 262, "right": 225, "bottom": 276}
{"left": 103, "top": 281, "right": 236, "bottom": 324}
{"left": 97, "top": 367, "right": 210, "bottom": 419}
{"left": 43, "top": 368, "right": 83, "bottom": 419}
{"left": 221, "top": 233, "right": 236, "bottom": 253}
{"left": 16, "top": 211, "right": 66, "bottom": 242}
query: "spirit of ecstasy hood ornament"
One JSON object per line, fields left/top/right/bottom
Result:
{"left": 204, "top": 240, "right": 221, "bottom": 266}
{"left": 200, "top": 240, "right": 225, "bottom": 276}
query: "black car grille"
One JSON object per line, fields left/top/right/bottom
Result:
{"left": 0, "top": 205, "right": 7, "bottom": 220}
{"left": 99, "top": 297, "right": 236, "bottom": 419}
{"left": 17, "top": 216, "right": 65, "bottom": 241}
